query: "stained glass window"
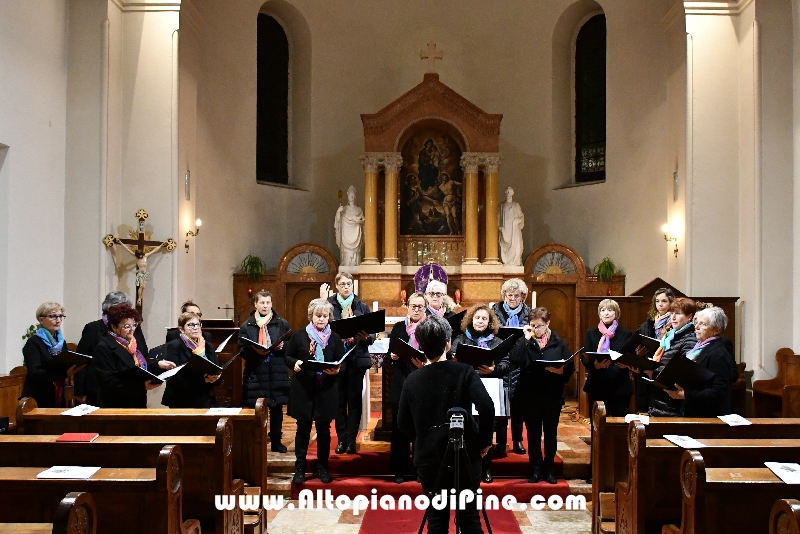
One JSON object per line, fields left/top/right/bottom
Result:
{"left": 575, "top": 14, "right": 606, "bottom": 183}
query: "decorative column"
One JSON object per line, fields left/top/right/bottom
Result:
{"left": 360, "top": 154, "right": 381, "bottom": 264}
{"left": 483, "top": 154, "right": 502, "bottom": 264}
{"left": 382, "top": 153, "right": 403, "bottom": 265}
{"left": 461, "top": 154, "right": 481, "bottom": 264}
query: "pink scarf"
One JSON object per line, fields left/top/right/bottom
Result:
{"left": 536, "top": 328, "right": 551, "bottom": 349}
{"left": 597, "top": 320, "right": 618, "bottom": 353}
{"left": 406, "top": 316, "right": 422, "bottom": 350}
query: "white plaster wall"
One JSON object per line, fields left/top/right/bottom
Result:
{"left": 794, "top": 0, "right": 800, "bottom": 353}
{"left": 0, "top": 1, "right": 68, "bottom": 373}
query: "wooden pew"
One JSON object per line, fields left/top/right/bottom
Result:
{"left": 0, "top": 445, "right": 200, "bottom": 534}
{"left": 663, "top": 450, "right": 800, "bottom": 534}
{"left": 0, "top": 366, "right": 26, "bottom": 432}
{"left": 753, "top": 348, "right": 800, "bottom": 417}
{"left": 17, "top": 397, "right": 268, "bottom": 494}
{"left": 616, "top": 421, "right": 800, "bottom": 534}
{"left": 0, "top": 491, "right": 97, "bottom": 534}
{"left": 769, "top": 499, "right": 800, "bottom": 534}
{"left": 590, "top": 401, "right": 800, "bottom": 534}
{"left": 0, "top": 416, "right": 243, "bottom": 534}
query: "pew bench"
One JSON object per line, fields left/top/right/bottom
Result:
{"left": 753, "top": 348, "right": 800, "bottom": 417}
{"left": 0, "top": 416, "right": 243, "bottom": 534}
{"left": 769, "top": 499, "right": 800, "bottom": 534}
{"left": 663, "top": 450, "right": 800, "bottom": 534}
{"left": 0, "top": 445, "right": 200, "bottom": 534}
{"left": 0, "top": 491, "right": 96, "bottom": 534}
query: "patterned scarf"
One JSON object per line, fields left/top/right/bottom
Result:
{"left": 465, "top": 326, "right": 494, "bottom": 348}
{"left": 255, "top": 311, "right": 273, "bottom": 348}
{"left": 502, "top": 302, "right": 523, "bottom": 327}
{"left": 35, "top": 326, "right": 65, "bottom": 356}
{"left": 654, "top": 312, "right": 672, "bottom": 339}
{"left": 686, "top": 336, "right": 719, "bottom": 361}
{"left": 180, "top": 332, "right": 206, "bottom": 359}
{"left": 101, "top": 314, "right": 109, "bottom": 326}
{"left": 405, "top": 316, "right": 422, "bottom": 349}
{"left": 306, "top": 323, "right": 332, "bottom": 387}
{"left": 536, "top": 328, "right": 552, "bottom": 349}
{"left": 337, "top": 293, "right": 355, "bottom": 319}
{"left": 597, "top": 320, "right": 618, "bottom": 353}
{"left": 427, "top": 305, "right": 444, "bottom": 317}
{"left": 653, "top": 321, "right": 693, "bottom": 362}
{"left": 109, "top": 331, "right": 147, "bottom": 368}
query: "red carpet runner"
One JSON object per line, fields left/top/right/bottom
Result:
{"left": 358, "top": 506, "right": 522, "bottom": 534}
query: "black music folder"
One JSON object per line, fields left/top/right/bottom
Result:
{"left": 454, "top": 335, "right": 517, "bottom": 369}
{"left": 302, "top": 346, "right": 356, "bottom": 372}
{"left": 41, "top": 350, "right": 92, "bottom": 373}
{"left": 388, "top": 336, "right": 425, "bottom": 364}
{"left": 115, "top": 365, "right": 169, "bottom": 385}
{"left": 619, "top": 333, "right": 662, "bottom": 356}
{"left": 532, "top": 347, "right": 583, "bottom": 368}
{"left": 644, "top": 352, "right": 715, "bottom": 391}
{"left": 330, "top": 310, "right": 386, "bottom": 339}
{"left": 584, "top": 350, "right": 663, "bottom": 372}
{"left": 147, "top": 344, "right": 166, "bottom": 364}
{"left": 240, "top": 330, "right": 292, "bottom": 355}
{"left": 498, "top": 327, "right": 526, "bottom": 341}
{"left": 184, "top": 352, "right": 239, "bottom": 375}
{"left": 447, "top": 310, "right": 467, "bottom": 336}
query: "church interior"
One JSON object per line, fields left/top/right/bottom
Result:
{"left": 2, "top": 0, "right": 800, "bottom": 532}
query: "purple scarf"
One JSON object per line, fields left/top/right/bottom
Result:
{"left": 597, "top": 320, "right": 618, "bottom": 353}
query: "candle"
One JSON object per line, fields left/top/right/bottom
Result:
{"left": 372, "top": 301, "right": 379, "bottom": 312}
{"left": 531, "top": 291, "right": 537, "bottom": 308}
{"left": 353, "top": 280, "right": 359, "bottom": 295}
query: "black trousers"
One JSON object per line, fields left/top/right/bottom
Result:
{"left": 335, "top": 366, "right": 367, "bottom": 445}
{"left": 589, "top": 394, "right": 631, "bottom": 418}
{"left": 389, "top": 403, "right": 413, "bottom": 475}
{"left": 521, "top": 399, "right": 561, "bottom": 473}
{"left": 417, "top": 459, "right": 484, "bottom": 534}
{"left": 268, "top": 404, "right": 284, "bottom": 443}
{"left": 294, "top": 419, "right": 331, "bottom": 470}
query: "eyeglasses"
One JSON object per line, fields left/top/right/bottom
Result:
{"left": 409, "top": 304, "right": 426, "bottom": 310}
{"left": 185, "top": 323, "right": 202, "bottom": 329}
{"left": 531, "top": 324, "right": 548, "bottom": 331}
{"left": 337, "top": 281, "right": 353, "bottom": 287}
{"left": 45, "top": 315, "right": 66, "bottom": 320}
{"left": 118, "top": 323, "right": 136, "bottom": 331}
{"left": 427, "top": 292, "right": 444, "bottom": 298}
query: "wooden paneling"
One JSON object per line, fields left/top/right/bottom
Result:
{"left": 0, "top": 367, "right": 26, "bottom": 432}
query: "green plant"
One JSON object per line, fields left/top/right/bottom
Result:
{"left": 22, "top": 324, "right": 37, "bottom": 341}
{"left": 593, "top": 257, "right": 617, "bottom": 283}
{"left": 239, "top": 254, "right": 266, "bottom": 282}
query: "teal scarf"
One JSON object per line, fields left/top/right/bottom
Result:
{"left": 337, "top": 293, "right": 355, "bottom": 318}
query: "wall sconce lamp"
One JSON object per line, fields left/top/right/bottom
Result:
{"left": 185, "top": 219, "right": 202, "bottom": 252}
{"left": 662, "top": 224, "right": 678, "bottom": 258}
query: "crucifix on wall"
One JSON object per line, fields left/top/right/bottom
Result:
{"left": 103, "top": 209, "right": 176, "bottom": 313}
{"left": 420, "top": 42, "right": 443, "bottom": 73}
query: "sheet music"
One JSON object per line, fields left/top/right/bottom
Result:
{"left": 215, "top": 333, "right": 234, "bottom": 354}
{"left": 624, "top": 414, "right": 650, "bottom": 425}
{"left": 765, "top": 462, "right": 800, "bottom": 484}
{"left": 205, "top": 407, "right": 242, "bottom": 416}
{"left": 61, "top": 404, "right": 100, "bottom": 417}
{"left": 157, "top": 364, "right": 185, "bottom": 381}
{"left": 663, "top": 434, "right": 706, "bottom": 448}
{"left": 718, "top": 414, "right": 752, "bottom": 426}
{"left": 37, "top": 466, "right": 101, "bottom": 479}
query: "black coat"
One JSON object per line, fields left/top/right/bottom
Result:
{"left": 238, "top": 311, "right": 292, "bottom": 408}
{"left": 501, "top": 330, "right": 574, "bottom": 404}
{"left": 284, "top": 327, "right": 345, "bottom": 421}
{"left": 93, "top": 334, "right": 158, "bottom": 408}
{"left": 583, "top": 325, "right": 634, "bottom": 398}
{"left": 388, "top": 320, "right": 422, "bottom": 405}
{"left": 161, "top": 338, "right": 221, "bottom": 408}
{"left": 683, "top": 337, "right": 737, "bottom": 417}
{"left": 637, "top": 319, "right": 655, "bottom": 338}
{"left": 74, "top": 319, "right": 148, "bottom": 403}
{"left": 21, "top": 336, "right": 69, "bottom": 408}
{"left": 328, "top": 294, "right": 374, "bottom": 370}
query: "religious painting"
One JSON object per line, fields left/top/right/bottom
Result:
{"left": 399, "top": 130, "right": 463, "bottom": 235}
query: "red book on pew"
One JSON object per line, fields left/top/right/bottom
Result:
{"left": 56, "top": 433, "right": 99, "bottom": 443}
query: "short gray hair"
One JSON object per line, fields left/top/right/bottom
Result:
{"left": 501, "top": 278, "right": 528, "bottom": 299}
{"left": 415, "top": 314, "right": 452, "bottom": 360}
{"left": 307, "top": 298, "right": 334, "bottom": 321}
{"left": 102, "top": 291, "right": 132, "bottom": 312}
{"left": 695, "top": 306, "right": 728, "bottom": 333}
{"left": 425, "top": 280, "right": 447, "bottom": 295}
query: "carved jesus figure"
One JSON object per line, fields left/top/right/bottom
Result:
{"left": 335, "top": 185, "right": 365, "bottom": 266}
{"left": 115, "top": 239, "right": 168, "bottom": 306}
{"left": 498, "top": 186, "right": 524, "bottom": 266}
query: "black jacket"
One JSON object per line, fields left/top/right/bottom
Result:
{"left": 284, "top": 327, "right": 345, "bottom": 421}
{"left": 388, "top": 320, "right": 422, "bottom": 405}
{"left": 327, "top": 294, "right": 374, "bottom": 370}
{"left": 583, "top": 325, "right": 634, "bottom": 398}
{"left": 397, "top": 360, "right": 494, "bottom": 467}
{"left": 74, "top": 319, "right": 148, "bottom": 403}
{"left": 93, "top": 334, "right": 158, "bottom": 408}
{"left": 649, "top": 324, "right": 697, "bottom": 416}
{"left": 238, "top": 311, "right": 292, "bottom": 408}
{"left": 450, "top": 327, "right": 504, "bottom": 356}
{"left": 683, "top": 337, "right": 737, "bottom": 417}
{"left": 491, "top": 302, "right": 530, "bottom": 327}
{"left": 21, "top": 336, "right": 69, "bottom": 408}
{"left": 500, "top": 330, "right": 574, "bottom": 404}
{"left": 161, "top": 338, "right": 221, "bottom": 408}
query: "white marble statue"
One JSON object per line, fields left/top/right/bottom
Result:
{"left": 335, "top": 185, "right": 365, "bottom": 266}
{"left": 498, "top": 186, "right": 524, "bottom": 266}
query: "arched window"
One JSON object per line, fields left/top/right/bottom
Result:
{"left": 574, "top": 14, "right": 606, "bottom": 183}
{"left": 257, "top": 14, "right": 289, "bottom": 185}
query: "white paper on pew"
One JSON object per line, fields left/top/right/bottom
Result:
{"left": 215, "top": 333, "right": 234, "bottom": 354}
{"left": 625, "top": 414, "right": 650, "bottom": 425}
{"left": 157, "top": 364, "right": 186, "bottom": 381}
{"left": 205, "top": 407, "right": 242, "bottom": 416}
{"left": 37, "top": 466, "right": 101, "bottom": 479}
{"left": 61, "top": 404, "right": 100, "bottom": 417}
{"left": 663, "top": 434, "right": 706, "bottom": 449}
{"left": 718, "top": 414, "right": 752, "bottom": 426}
{"left": 765, "top": 462, "right": 800, "bottom": 484}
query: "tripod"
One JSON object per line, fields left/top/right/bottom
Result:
{"left": 418, "top": 431, "right": 493, "bottom": 534}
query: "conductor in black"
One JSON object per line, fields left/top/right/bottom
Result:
{"left": 398, "top": 314, "right": 495, "bottom": 534}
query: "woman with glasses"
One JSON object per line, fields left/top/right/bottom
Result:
{"left": 161, "top": 311, "right": 221, "bottom": 408}
{"left": 424, "top": 280, "right": 456, "bottom": 320}
{"left": 22, "top": 302, "right": 84, "bottom": 408}
{"left": 165, "top": 301, "right": 213, "bottom": 344}
{"left": 388, "top": 292, "right": 427, "bottom": 483}
{"left": 93, "top": 304, "right": 176, "bottom": 408}
{"left": 320, "top": 272, "right": 374, "bottom": 455}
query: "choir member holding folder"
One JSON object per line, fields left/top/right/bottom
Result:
{"left": 491, "top": 278, "right": 531, "bottom": 456}
{"left": 22, "top": 302, "right": 84, "bottom": 408}
{"left": 285, "top": 298, "right": 345, "bottom": 485}
{"left": 321, "top": 272, "right": 375, "bottom": 455}
{"left": 93, "top": 305, "right": 175, "bottom": 408}
{"left": 388, "top": 292, "right": 427, "bottom": 484}
{"left": 633, "top": 288, "right": 674, "bottom": 411}
{"left": 238, "top": 290, "right": 292, "bottom": 452}
{"left": 649, "top": 298, "right": 697, "bottom": 416}
{"left": 161, "top": 312, "right": 221, "bottom": 409}
{"left": 165, "top": 301, "right": 213, "bottom": 344}
{"left": 499, "top": 307, "right": 574, "bottom": 484}
{"left": 583, "top": 299, "right": 633, "bottom": 418}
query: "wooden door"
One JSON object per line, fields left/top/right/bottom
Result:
{"left": 285, "top": 284, "right": 321, "bottom": 331}
{"left": 535, "top": 285, "right": 577, "bottom": 351}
